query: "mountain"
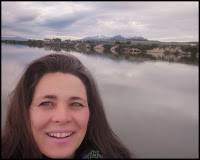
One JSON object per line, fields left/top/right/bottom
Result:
{"left": 79, "top": 35, "right": 110, "bottom": 41}
{"left": 78, "top": 35, "right": 148, "bottom": 42}
{"left": 109, "top": 35, "right": 125, "bottom": 40}
{"left": 1, "top": 36, "right": 28, "bottom": 41}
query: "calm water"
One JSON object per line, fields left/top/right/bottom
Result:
{"left": 1, "top": 43, "right": 199, "bottom": 158}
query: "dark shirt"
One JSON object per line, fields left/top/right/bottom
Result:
{"left": 43, "top": 138, "right": 103, "bottom": 159}
{"left": 75, "top": 138, "right": 103, "bottom": 159}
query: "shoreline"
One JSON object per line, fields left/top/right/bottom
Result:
{"left": 1, "top": 40, "right": 199, "bottom": 65}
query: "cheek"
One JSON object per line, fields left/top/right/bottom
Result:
{"left": 30, "top": 108, "right": 50, "bottom": 132}
{"left": 76, "top": 109, "right": 90, "bottom": 130}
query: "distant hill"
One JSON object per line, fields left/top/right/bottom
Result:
{"left": 78, "top": 35, "right": 148, "bottom": 42}
{"left": 1, "top": 36, "right": 28, "bottom": 41}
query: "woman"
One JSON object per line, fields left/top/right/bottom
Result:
{"left": 1, "top": 53, "right": 134, "bottom": 158}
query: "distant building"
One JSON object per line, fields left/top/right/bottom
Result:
{"left": 190, "top": 44, "right": 196, "bottom": 46}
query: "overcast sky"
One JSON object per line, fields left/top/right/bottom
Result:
{"left": 2, "top": 1, "right": 199, "bottom": 42}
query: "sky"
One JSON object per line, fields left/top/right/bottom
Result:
{"left": 1, "top": 1, "right": 199, "bottom": 42}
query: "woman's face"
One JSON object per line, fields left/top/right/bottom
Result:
{"left": 30, "top": 72, "right": 90, "bottom": 158}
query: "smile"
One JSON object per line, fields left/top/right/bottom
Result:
{"left": 46, "top": 131, "right": 75, "bottom": 143}
{"left": 47, "top": 132, "right": 73, "bottom": 138}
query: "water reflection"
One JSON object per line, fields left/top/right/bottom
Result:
{"left": 1, "top": 43, "right": 199, "bottom": 158}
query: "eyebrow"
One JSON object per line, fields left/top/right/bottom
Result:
{"left": 43, "top": 95, "right": 57, "bottom": 99}
{"left": 39, "top": 95, "right": 86, "bottom": 103}
{"left": 69, "top": 96, "right": 86, "bottom": 102}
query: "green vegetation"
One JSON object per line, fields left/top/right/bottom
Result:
{"left": 115, "top": 40, "right": 121, "bottom": 44}
{"left": 27, "top": 39, "right": 43, "bottom": 47}
{"left": 2, "top": 40, "right": 28, "bottom": 45}
{"left": 103, "top": 44, "right": 113, "bottom": 54}
{"left": 126, "top": 41, "right": 131, "bottom": 45}
{"left": 181, "top": 45, "right": 199, "bottom": 58}
{"left": 130, "top": 43, "right": 159, "bottom": 50}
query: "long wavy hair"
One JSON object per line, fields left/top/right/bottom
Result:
{"left": 1, "top": 53, "right": 134, "bottom": 158}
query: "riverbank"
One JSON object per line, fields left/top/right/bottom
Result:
{"left": 1, "top": 40, "right": 199, "bottom": 65}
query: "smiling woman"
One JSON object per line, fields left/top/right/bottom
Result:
{"left": 1, "top": 53, "right": 134, "bottom": 158}
{"left": 29, "top": 73, "right": 90, "bottom": 158}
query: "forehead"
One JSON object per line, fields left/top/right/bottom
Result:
{"left": 33, "top": 72, "right": 87, "bottom": 98}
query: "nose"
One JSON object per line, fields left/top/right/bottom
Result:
{"left": 52, "top": 103, "right": 72, "bottom": 124}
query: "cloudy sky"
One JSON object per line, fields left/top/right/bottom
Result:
{"left": 2, "top": 1, "right": 199, "bottom": 42}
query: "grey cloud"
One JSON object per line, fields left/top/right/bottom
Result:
{"left": 16, "top": 14, "right": 38, "bottom": 23}
{"left": 40, "top": 9, "right": 92, "bottom": 30}
{"left": 2, "top": 5, "right": 40, "bottom": 24}
{"left": 41, "top": 16, "right": 78, "bottom": 29}
{"left": 2, "top": 1, "right": 198, "bottom": 42}
{"left": 2, "top": 24, "right": 36, "bottom": 34}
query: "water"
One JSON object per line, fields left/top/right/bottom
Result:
{"left": 1, "top": 43, "right": 199, "bottom": 158}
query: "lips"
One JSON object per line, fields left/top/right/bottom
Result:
{"left": 46, "top": 129, "right": 75, "bottom": 143}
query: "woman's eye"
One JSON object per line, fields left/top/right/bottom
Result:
{"left": 39, "top": 102, "right": 53, "bottom": 106}
{"left": 71, "top": 102, "right": 83, "bottom": 107}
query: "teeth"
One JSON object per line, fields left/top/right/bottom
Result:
{"left": 57, "top": 133, "right": 61, "bottom": 137}
{"left": 65, "top": 133, "right": 70, "bottom": 137}
{"left": 61, "top": 133, "right": 65, "bottom": 137}
{"left": 48, "top": 132, "right": 73, "bottom": 138}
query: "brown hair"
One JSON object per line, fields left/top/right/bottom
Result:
{"left": 1, "top": 53, "right": 134, "bottom": 158}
